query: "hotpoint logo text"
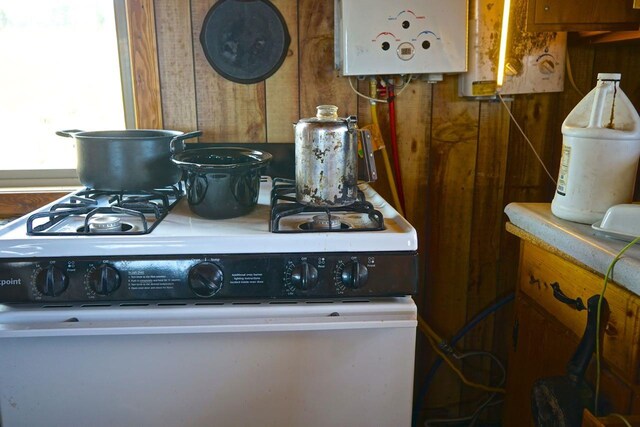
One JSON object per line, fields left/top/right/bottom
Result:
{"left": 0, "top": 278, "right": 21, "bottom": 286}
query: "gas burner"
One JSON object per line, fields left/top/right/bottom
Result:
{"left": 300, "top": 214, "right": 351, "bottom": 231}
{"left": 88, "top": 215, "right": 122, "bottom": 232}
{"left": 75, "top": 215, "right": 138, "bottom": 234}
{"left": 26, "top": 185, "right": 183, "bottom": 236}
{"left": 270, "top": 178, "right": 384, "bottom": 233}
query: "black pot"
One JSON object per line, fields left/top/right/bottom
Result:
{"left": 57, "top": 129, "right": 202, "bottom": 191}
{"left": 171, "top": 147, "right": 272, "bottom": 219}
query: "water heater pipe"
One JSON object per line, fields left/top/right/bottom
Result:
{"left": 387, "top": 83, "right": 407, "bottom": 213}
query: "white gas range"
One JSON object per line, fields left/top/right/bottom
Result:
{"left": 0, "top": 174, "right": 418, "bottom": 427}
{"left": 0, "top": 177, "right": 417, "bottom": 304}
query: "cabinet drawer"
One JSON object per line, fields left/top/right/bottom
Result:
{"left": 518, "top": 241, "right": 640, "bottom": 382}
{"left": 527, "top": 0, "right": 640, "bottom": 31}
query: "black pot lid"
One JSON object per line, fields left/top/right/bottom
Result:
{"left": 172, "top": 147, "right": 272, "bottom": 172}
{"left": 199, "top": 0, "right": 291, "bottom": 84}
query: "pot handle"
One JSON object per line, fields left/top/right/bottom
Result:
{"left": 56, "top": 129, "right": 84, "bottom": 138}
{"left": 358, "top": 129, "right": 377, "bottom": 183}
{"left": 170, "top": 130, "right": 203, "bottom": 154}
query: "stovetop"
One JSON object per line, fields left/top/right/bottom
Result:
{"left": 0, "top": 177, "right": 418, "bottom": 303}
{"left": 26, "top": 186, "right": 183, "bottom": 236}
{"left": 270, "top": 178, "right": 385, "bottom": 233}
{"left": 0, "top": 178, "right": 417, "bottom": 258}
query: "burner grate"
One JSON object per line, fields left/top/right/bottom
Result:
{"left": 26, "top": 185, "right": 183, "bottom": 236}
{"left": 269, "top": 178, "right": 384, "bottom": 233}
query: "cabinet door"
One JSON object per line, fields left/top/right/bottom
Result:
{"left": 503, "top": 295, "right": 634, "bottom": 425}
{"left": 503, "top": 294, "right": 576, "bottom": 425}
{"left": 526, "top": 0, "right": 640, "bottom": 31}
{"left": 519, "top": 242, "right": 640, "bottom": 382}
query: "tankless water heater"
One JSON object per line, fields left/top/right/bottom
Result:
{"left": 459, "top": 0, "right": 566, "bottom": 97}
{"left": 334, "top": 0, "right": 468, "bottom": 76}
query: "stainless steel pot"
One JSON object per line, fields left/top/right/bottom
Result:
{"left": 57, "top": 129, "right": 202, "bottom": 191}
{"left": 171, "top": 146, "right": 272, "bottom": 219}
{"left": 294, "top": 105, "right": 376, "bottom": 207}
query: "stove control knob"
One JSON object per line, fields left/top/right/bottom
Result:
{"left": 341, "top": 261, "right": 368, "bottom": 289}
{"left": 189, "top": 262, "right": 224, "bottom": 297}
{"left": 35, "top": 265, "right": 69, "bottom": 297}
{"left": 88, "top": 264, "right": 121, "bottom": 295}
{"left": 291, "top": 262, "right": 319, "bottom": 291}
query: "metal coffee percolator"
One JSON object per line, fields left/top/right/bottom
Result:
{"left": 294, "top": 105, "right": 377, "bottom": 207}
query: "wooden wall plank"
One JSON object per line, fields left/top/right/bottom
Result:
{"left": 425, "top": 75, "right": 479, "bottom": 337}
{"left": 126, "top": 0, "right": 163, "bottom": 129}
{"left": 423, "top": 75, "right": 480, "bottom": 417}
{"left": 298, "top": 0, "right": 356, "bottom": 120}
{"left": 460, "top": 99, "right": 512, "bottom": 421}
{"left": 154, "top": 0, "right": 198, "bottom": 133}
{"left": 394, "top": 77, "right": 432, "bottom": 310}
{"left": 467, "top": 99, "right": 511, "bottom": 345}
{"left": 191, "top": 0, "right": 266, "bottom": 142}
{"left": 265, "top": 0, "right": 299, "bottom": 143}
{"left": 0, "top": 193, "right": 68, "bottom": 219}
{"left": 393, "top": 77, "right": 433, "bottom": 423}
{"left": 493, "top": 82, "right": 566, "bottom": 424}
{"left": 504, "top": 93, "right": 560, "bottom": 203}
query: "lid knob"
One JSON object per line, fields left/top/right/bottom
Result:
{"left": 316, "top": 105, "right": 338, "bottom": 119}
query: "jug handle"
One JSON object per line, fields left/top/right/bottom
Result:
{"left": 358, "top": 129, "right": 378, "bottom": 183}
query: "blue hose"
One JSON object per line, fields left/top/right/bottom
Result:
{"left": 412, "top": 292, "right": 515, "bottom": 427}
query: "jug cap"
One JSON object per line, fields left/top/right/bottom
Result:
{"left": 597, "top": 73, "right": 621, "bottom": 81}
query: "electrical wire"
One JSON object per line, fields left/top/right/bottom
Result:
{"left": 423, "top": 351, "right": 506, "bottom": 426}
{"left": 565, "top": 50, "right": 586, "bottom": 98}
{"left": 455, "top": 351, "right": 506, "bottom": 427}
{"left": 424, "top": 400, "right": 504, "bottom": 426}
{"left": 349, "top": 77, "right": 388, "bottom": 103}
{"left": 413, "top": 293, "right": 514, "bottom": 427}
{"left": 497, "top": 93, "right": 558, "bottom": 186}
{"left": 610, "top": 413, "right": 633, "bottom": 427}
{"left": 595, "top": 235, "right": 640, "bottom": 415}
{"left": 393, "top": 74, "right": 413, "bottom": 96}
{"left": 348, "top": 75, "right": 414, "bottom": 103}
{"left": 418, "top": 316, "right": 506, "bottom": 394}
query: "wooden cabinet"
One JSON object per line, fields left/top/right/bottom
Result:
{"left": 525, "top": 0, "right": 640, "bottom": 32}
{"left": 503, "top": 239, "right": 640, "bottom": 425}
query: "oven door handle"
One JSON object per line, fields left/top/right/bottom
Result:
{"left": 0, "top": 316, "right": 417, "bottom": 338}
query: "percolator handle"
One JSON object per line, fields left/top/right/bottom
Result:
{"left": 358, "top": 129, "right": 377, "bottom": 183}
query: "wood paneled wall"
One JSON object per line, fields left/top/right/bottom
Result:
{"left": 139, "top": 0, "right": 640, "bottom": 423}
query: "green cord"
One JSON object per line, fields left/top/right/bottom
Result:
{"left": 595, "top": 235, "right": 640, "bottom": 416}
{"left": 610, "top": 412, "right": 633, "bottom": 427}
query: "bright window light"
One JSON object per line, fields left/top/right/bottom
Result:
{"left": 0, "top": 0, "right": 130, "bottom": 181}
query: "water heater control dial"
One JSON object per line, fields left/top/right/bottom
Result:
{"left": 538, "top": 58, "right": 555, "bottom": 74}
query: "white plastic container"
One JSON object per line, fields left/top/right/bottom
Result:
{"left": 551, "top": 73, "right": 640, "bottom": 224}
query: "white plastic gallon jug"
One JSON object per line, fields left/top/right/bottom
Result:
{"left": 551, "top": 73, "right": 640, "bottom": 224}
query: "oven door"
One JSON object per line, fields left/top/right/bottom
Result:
{"left": 0, "top": 298, "right": 416, "bottom": 427}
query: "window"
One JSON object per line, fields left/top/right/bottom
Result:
{"left": 0, "top": 0, "right": 133, "bottom": 187}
